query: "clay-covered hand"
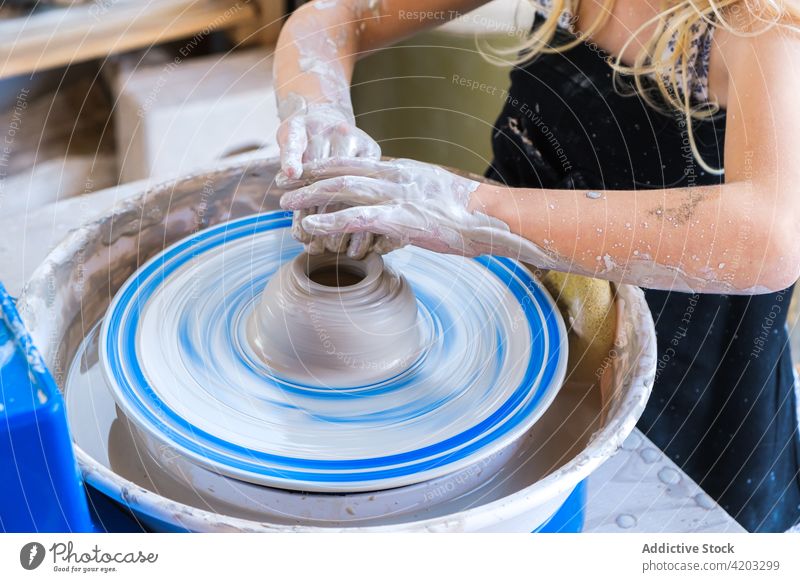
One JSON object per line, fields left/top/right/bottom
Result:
{"left": 277, "top": 93, "right": 382, "bottom": 257}
{"left": 277, "top": 93, "right": 381, "bottom": 179}
{"left": 278, "top": 157, "right": 556, "bottom": 266}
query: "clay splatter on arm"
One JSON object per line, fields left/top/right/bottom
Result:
{"left": 278, "top": 155, "right": 796, "bottom": 295}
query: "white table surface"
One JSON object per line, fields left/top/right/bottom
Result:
{"left": 585, "top": 430, "right": 744, "bottom": 532}
{"left": 0, "top": 171, "right": 745, "bottom": 534}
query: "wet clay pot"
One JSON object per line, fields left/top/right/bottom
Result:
{"left": 250, "top": 252, "right": 422, "bottom": 387}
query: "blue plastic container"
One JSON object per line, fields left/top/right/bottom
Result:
{"left": 0, "top": 283, "right": 94, "bottom": 532}
{"left": 533, "top": 480, "right": 587, "bottom": 533}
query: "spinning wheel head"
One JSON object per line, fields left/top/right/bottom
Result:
{"left": 98, "top": 211, "right": 568, "bottom": 492}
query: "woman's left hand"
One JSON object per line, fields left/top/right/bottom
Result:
{"left": 278, "top": 158, "right": 549, "bottom": 262}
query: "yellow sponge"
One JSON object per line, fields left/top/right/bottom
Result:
{"left": 540, "top": 270, "right": 617, "bottom": 385}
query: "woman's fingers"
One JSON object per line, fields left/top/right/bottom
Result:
{"left": 372, "top": 235, "right": 402, "bottom": 255}
{"left": 346, "top": 231, "right": 373, "bottom": 259}
{"left": 329, "top": 131, "right": 363, "bottom": 159}
{"left": 323, "top": 233, "right": 349, "bottom": 253}
{"left": 301, "top": 205, "right": 405, "bottom": 239}
{"left": 293, "top": 204, "right": 352, "bottom": 254}
{"left": 304, "top": 134, "right": 331, "bottom": 162}
{"left": 330, "top": 134, "right": 359, "bottom": 158}
{"left": 302, "top": 205, "right": 462, "bottom": 256}
{"left": 280, "top": 176, "right": 401, "bottom": 210}
{"left": 279, "top": 117, "right": 307, "bottom": 179}
{"left": 351, "top": 127, "right": 381, "bottom": 159}
{"left": 328, "top": 130, "right": 381, "bottom": 161}
{"left": 307, "top": 236, "right": 326, "bottom": 255}
{"left": 291, "top": 207, "right": 315, "bottom": 243}
{"left": 358, "top": 139, "right": 382, "bottom": 160}
{"left": 320, "top": 203, "right": 350, "bottom": 253}
{"left": 276, "top": 157, "right": 400, "bottom": 188}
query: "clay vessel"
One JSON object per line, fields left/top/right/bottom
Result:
{"left": 249, "top": 251, "right": 422, "bottom": 387}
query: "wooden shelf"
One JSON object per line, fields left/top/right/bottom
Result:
{"left": 0, "top": 0, "right": 265, "bottom": 79}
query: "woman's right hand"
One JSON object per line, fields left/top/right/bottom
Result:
{"left": 277, "top": 94, "right": 380, "bottom": 180}
{"left": 277, "top": 93, "right": 381, "bottom": 257}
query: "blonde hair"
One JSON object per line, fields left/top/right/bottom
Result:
{"left": 481, "top": 1, "right": 800, "bottom": 174}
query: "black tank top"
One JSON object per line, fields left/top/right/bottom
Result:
{"left": 486, "top": 23, "right": 800, "bottom": 532}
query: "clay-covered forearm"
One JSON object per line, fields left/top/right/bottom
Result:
{"left": 273, "top": 0, "right": 491, "bottom": 109}
{"left": 476, "top": 180, "right": 798, "bottom": 294}
{"left": 273, "top": 0, "right": 495, "bottom": 185}
{"left": 274, "top": 2, "right": 356, "bottom": 115}
{"left": 278, "top": 156, "right": 797, "bottom": 295}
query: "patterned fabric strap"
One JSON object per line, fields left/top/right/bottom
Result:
{"left": 529, "top": 0, "right": 714, "bottom": 103}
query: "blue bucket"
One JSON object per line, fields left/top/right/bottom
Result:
{"left": 0, "top": 283, "right": 93, "bottom": 533}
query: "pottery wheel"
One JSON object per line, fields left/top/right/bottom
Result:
{"left": 100, "top": 211, "right": 567, "bottom": 492}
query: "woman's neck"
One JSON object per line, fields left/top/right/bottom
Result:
{"left": 569, "top": 0, "right": 729, "bottom": 108}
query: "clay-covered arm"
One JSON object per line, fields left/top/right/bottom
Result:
{"left": 273, "top": 0, "right": 490, "bottom": 177}
{"left": 471, "top": 179, "right": 794, "bottom": 294}
{"left": 278, "top": 18, "right": 800, "bottom": 295}
{"left": 475, "top": 22, "right": 800, "bottom": 294}
{"left": 274, "top": 0, "right": 491, "bottom": 258}
{"left": 278, "top": 155, "right": 795, "bottom": 294}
